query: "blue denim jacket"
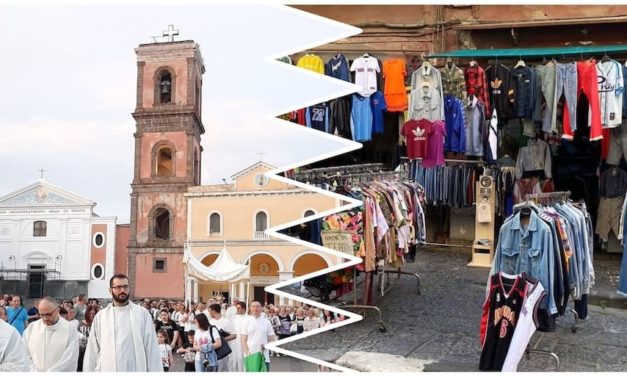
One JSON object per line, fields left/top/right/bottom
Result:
{"left": 493, "top": 211, "right": 556, "bottom": 314}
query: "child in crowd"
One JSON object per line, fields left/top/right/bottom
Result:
{"left": 157, "top": 329, "right": 174, "bottom": 372}
{"left": 177, "top": 330, "right": 197, "bottom": 372}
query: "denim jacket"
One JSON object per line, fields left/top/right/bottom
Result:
{"left": 493, "top": 211, "right": 557, "bottom": 314}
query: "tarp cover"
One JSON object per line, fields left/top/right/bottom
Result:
{"left": 185, "top": 247, "right": 249, "bottom": 283}
{"left": 429, "top": 44, "right": 627, "bottom": 58}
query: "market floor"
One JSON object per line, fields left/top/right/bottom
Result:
{"left": 282, "top": 247, "right": 627, "bottom": 372}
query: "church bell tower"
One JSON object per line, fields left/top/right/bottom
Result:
{"left": 127, "top": 30, "right": 205, "bottom": 299}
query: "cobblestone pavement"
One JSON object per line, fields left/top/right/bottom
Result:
{"left": 283, "top": 247, "right": 627, "bottom": 372}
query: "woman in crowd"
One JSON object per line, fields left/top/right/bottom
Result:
{"left": 77, "top": 305, "right": 99, "bottom": 371}
{"left": 6, "top": 295, "right": 28, "bottom": 335}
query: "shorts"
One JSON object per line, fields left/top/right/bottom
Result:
{"left": 595, "top": 196, "right": 623, "bottom": 240}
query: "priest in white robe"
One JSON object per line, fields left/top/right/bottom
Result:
{"left": 0, "top": 314, "right": 34, "bottom": 372}
{"left": 23, "top": 296, "right": 80, "bottom": 372}
{"left": 230, "top": 301, "right": 252, "bottom": 372}
{"left": 84, "top": 274, "right": 162, "bottom": 372}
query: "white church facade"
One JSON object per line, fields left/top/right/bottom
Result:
{"left": 0, "top": 179, "right": 117, "bottom": 299}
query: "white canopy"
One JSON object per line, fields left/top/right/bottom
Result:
{"left": 185, "top": 247, "right": 249, "bottom": 283}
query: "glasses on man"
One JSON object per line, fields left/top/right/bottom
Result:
{"left": 111, "top": 285, "right": 130, "bottom": 291}
{"left": 39, "top": 307, "right": 59, "bottom": 318}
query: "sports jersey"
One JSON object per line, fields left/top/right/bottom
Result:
{"left": 382, "top": 58, "right": 408, "bottom": 112}
{"left": 325, "top": 54, "right": 350, "bottom": 82}
{"left": 306, "top": 102, "right": 330, "bottom": 132}
{"left": 350, "top": 55, "right": 380, "bottom": 97}
{"left": 402, "top": 119, "right": 432, "bottom": 159}
{"left": 502, "top": 279, "right": 546, "bottom": 372}
{"left": 297, "top": 54, "right": 324, "bottom": 74}
{"left": 479, "top": 272, "right": 526, "bottom": 371}
{"left": 596, "top": 59, "right": 624, "bottom": 128}
{"left": 370, "top": 91, "right": 387, "bottom": 134}
{"left": 350, "top": 94, "right": 373, "bottom": 142}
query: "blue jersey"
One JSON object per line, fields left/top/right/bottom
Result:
{"left": 351, "top": 94, "right": 373, "bottom": 142}
{"left": 306, "top": 102, "right": 330, "bottom": 132}
{"left": 325, "top": 54, "right": 350, "bottom": 82}
{"left": 370, "top": 91, "right": 387, "bottom": 134}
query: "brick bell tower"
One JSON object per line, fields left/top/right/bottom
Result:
{"left": 128, "top": 31, "right": 204, "bottom": 299}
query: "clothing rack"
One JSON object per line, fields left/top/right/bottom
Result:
{"left": 299, "top": 164, "right": 422, "bottom": 333}
{"left": 410, "top": 158, "right": 485, "bottom": 165}
{"left": 514, "top": 190, "right": 585, "bottom": 371}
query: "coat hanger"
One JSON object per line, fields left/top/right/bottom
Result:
{"left": 469, "top": 57, "right": 477, "bottom": 67}
{"left": 514, "top": 55, "right": 526, "bottom": 68}
{"left": 601, "top": 51, "right": 611, "bottom": 63}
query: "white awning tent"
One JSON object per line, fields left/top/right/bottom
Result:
{"left": 184, "top": 247, "right": 249, "bottom": 283}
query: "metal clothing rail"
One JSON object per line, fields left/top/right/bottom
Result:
{"left": 428, "top": 44, "right": 627, "bottom": 59}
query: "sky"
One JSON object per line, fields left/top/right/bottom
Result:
{"left": 0, "top": 3, "right": 361, "bottom": 222}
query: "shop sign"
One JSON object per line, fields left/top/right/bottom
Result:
{"left": 321, "top": 230, "right": 354, "bottom": 255}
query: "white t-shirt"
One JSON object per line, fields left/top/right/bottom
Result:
{"left": 242, "top": 315, "right": 275, "bottom": 362}
{"left": 158, "top": 343, "right": 172, "bottom": 368}
{"left": 210, "top": 316, "right": 234, "bottom": 339}
{"left": 350, "top": 56, "right": 380, "bottom": 97}
{"left": 194, "top": 327, "right": 220, "bottom": 361}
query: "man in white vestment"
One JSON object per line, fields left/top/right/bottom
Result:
{"left": 84, "top": 273, "right": 162, "bottom": 372}
{"left": 23, "top": 297, "right": 80, "bottom": 372}
{"left": 0, "top": 312, "right": 34, "bottom": 372}
{"left": 229, "top": 301, "right": 252, "bottom": 372}
{"left": 225, "top": 297, "right": 239, "bottom": 320}
{"left": 241, "top": 301, "right": 275, "bottom": 372}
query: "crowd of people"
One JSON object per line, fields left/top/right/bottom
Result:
{"left": 0, "top": 274, "right": 345, "bottom": 372}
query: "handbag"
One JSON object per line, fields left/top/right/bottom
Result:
{"left": 244, "top": 352, "right": 267, "bottom": 372}
{"left": 209, "top": 325, "right": 232, "bottom": 360}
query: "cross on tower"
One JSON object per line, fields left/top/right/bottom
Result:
{"left": 38, "top": 167, "right": 46, "bottom": 179}
{"left": 162, "top": 24, "right": 179, "bottom": 42}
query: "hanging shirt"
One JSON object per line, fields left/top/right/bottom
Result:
{"left": 599, "top": 167, "right": 627, "bottom": 198}
{"left": 464, "top": 96, "right": 486, "bottom": 157}
{"left": 515, "top": 138, "right": 552, "bottom": 179}
{"left": 305, "top": 102, "right": 330, "bottom": 132}
{"left": 325, "top": 54, "right": 350, "bottom": 81}
{"left": 329, "top": 96, "right": 352, "bottom": 138}
{"left": 465, "top": 64, "right": 490, "bottom": 115}
{"left": 409, "top": 84, "right": 443, "bottom": 121}
{"left": 402, "top": 119, "right": 432, "bottom": 159}
{"left": 370, "top": 91, "right": 387, "bottom": 134}
{"left": 486, "top": 64, "right": 514, "bottom": 118}
{"left": 441, "top": 62, "right": 467, "bottom": 99}
{"left": 382, "top": 58, "right": 408, "bottom": 111}
{"left": 444, "top": 95, "right": 466, "bottom": 153}
{"left": 596, "top": 59, "right": 624, "bottom": 128}
{"left": 350, "top": 94, "right": 373, "bottom": 142}
{"left": 296, "top": 54, "right": 324, "bottom": 74}
{"left": 350, "top": 55, "right": 380, "bottom": 97}
{"left": 510, "top": 65, "right": 537, "bottom": 119}
{"left": 276, "top": 56, "right": 292, "bottom": 65}
{"left": 479, "top": 273, "right": 527, "bottom": 371}
{"left": 422, "top": 120, "right": 446, "bottom": 168}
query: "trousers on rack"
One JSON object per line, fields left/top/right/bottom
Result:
{"left": 575, "top": 294, "right": 588, "bottom": 320}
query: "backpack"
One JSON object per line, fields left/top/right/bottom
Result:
{"left": 208, "top": 325, "right": 232, "bottom": 360}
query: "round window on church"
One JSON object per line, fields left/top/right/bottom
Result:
{"left": 93, "top": 233, "right": 105, "bottom": 248}
{"left": 92, "top": 264, "right": 104, "bottom": 280}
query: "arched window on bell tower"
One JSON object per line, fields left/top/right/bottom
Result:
{"left": 159, "top": 72, "right": 172, "bottom": 104}
{"left": 151, "top": 141, "right": 177, "bottom": 178}
{"left": 151, "top": 206, "right": 172, "bottom": 241}
{"left": 157, "top": 147, "right": 173, "bottom": 176}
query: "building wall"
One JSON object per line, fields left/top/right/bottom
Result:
{"left": 115, "top": 224, "right": 130, "bottom": 275}
{"left": 133, "top": 253, "right": 185, "bottom": 299}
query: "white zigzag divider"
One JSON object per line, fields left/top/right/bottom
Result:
{"left": 246, "top": 5, "right": 377, "bottom": 371}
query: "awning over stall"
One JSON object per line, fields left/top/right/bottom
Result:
{"left": 429, "top": 44, "right": 627, "bottom": 59}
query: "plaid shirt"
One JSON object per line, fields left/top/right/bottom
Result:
{"left": 464, "top": 64, "right": 490, "bottom": 115}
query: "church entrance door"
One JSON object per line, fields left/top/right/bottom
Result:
{"left": 28, "top": 265, "right": 45, "bottom": 298}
